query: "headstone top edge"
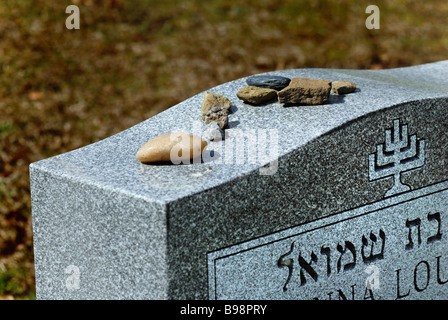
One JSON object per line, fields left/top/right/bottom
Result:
{"left": 29, "top": 62, "right": 448, "bottom": 203}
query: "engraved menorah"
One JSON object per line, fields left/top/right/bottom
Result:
{"left": 369, "top": 119, "right": 425, "bottom": 197}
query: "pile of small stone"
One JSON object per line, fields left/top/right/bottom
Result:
{"left": 136, "top": 74, "right": 358, "bottom": 164}
{"left": 237, "top": 75, "right": 290, "bottom": 105}
{"left": 237, "top": 75, "right": 356, "bottom": 106}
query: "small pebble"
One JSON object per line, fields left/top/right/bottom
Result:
{"left": 136, "top": 133, "right": 207, "bottom": 163}
{"left": 332, "top": 80, "right": 356, "bottom": 94}
{"left": 201, "top": 92, "right": 232, "bottom": 120}
{"left": 246, "top": 75, "right": 291, "bottom": 91}
{"left": 278, "top": 78, "right": 331, "bottom": 105}
{"left": 236, "top": 86, "right": 277, "bottom": 105}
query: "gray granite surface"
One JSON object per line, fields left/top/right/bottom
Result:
{"left": 30, "top": 61, "right": 448, "bottom": 299}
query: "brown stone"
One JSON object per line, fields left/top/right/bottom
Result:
{"left": 201, "top": 92, "right": 232, "bottom": 120}
{"left": 278, "top": 78, "right": 331, "bottom": 105}
{"left": 236, "top": 86, "right": 278, "bottom": 105}
{"left": 136, "top": 133, "right": 207, "bottom": 163}
{"left": 332, "top": 80, "right": 356, "bottom": 94}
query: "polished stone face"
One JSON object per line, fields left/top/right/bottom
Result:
{"left": 209, "top": 179, "right": 448, "bottom": 300}
{"left": 31, "top": 61, "right": 448, "bottom": 299}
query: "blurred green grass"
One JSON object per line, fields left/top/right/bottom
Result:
{"left": 0, "top": 0, "right": 447, "bottom": 299}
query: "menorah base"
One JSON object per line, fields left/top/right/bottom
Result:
{"left": 385, "top": 179, "right": 411, "bottom": 197}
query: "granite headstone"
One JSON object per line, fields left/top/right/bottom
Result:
{"left": 30, "top": 61, "right": 448, "bottom": 300}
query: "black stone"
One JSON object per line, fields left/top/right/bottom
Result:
{"left": 246, "top": 75, "right": 291, "bottom": 91}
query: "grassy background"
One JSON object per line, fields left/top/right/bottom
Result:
{"left": 0, "top": 0, "right": 447, "bottom": 299}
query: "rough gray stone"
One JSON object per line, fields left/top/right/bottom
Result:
{"left": 30, "top": 61, "right": 448, "bottom": 300}
{"left": 204, "top": 106, "right": 229, "bottom": 129}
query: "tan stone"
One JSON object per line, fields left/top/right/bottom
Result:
{"left": 278, "top": 78, "right": 331, "bottom": 105}
{"left": 201, "top": 92, "right": 232, "bottom": 120}
{"left": 236, "top": 86, "right": 278, "bottom": 105}
{"left": 332, "top": 80, "right": 356, "bottom": 94}
{"left": 136, "top": 133, "right": 207, "bottom": 163}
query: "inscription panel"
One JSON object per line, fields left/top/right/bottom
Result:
{"left": 208, "top": 180, "right": 448, "bottom": 300}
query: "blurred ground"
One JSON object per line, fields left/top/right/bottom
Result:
{"left": 0, "top": 0, "right": 447, "bottom": 299}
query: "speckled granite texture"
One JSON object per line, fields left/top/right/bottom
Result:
{"left": 30, "top": 61, "right": 448, "bottom": 299}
